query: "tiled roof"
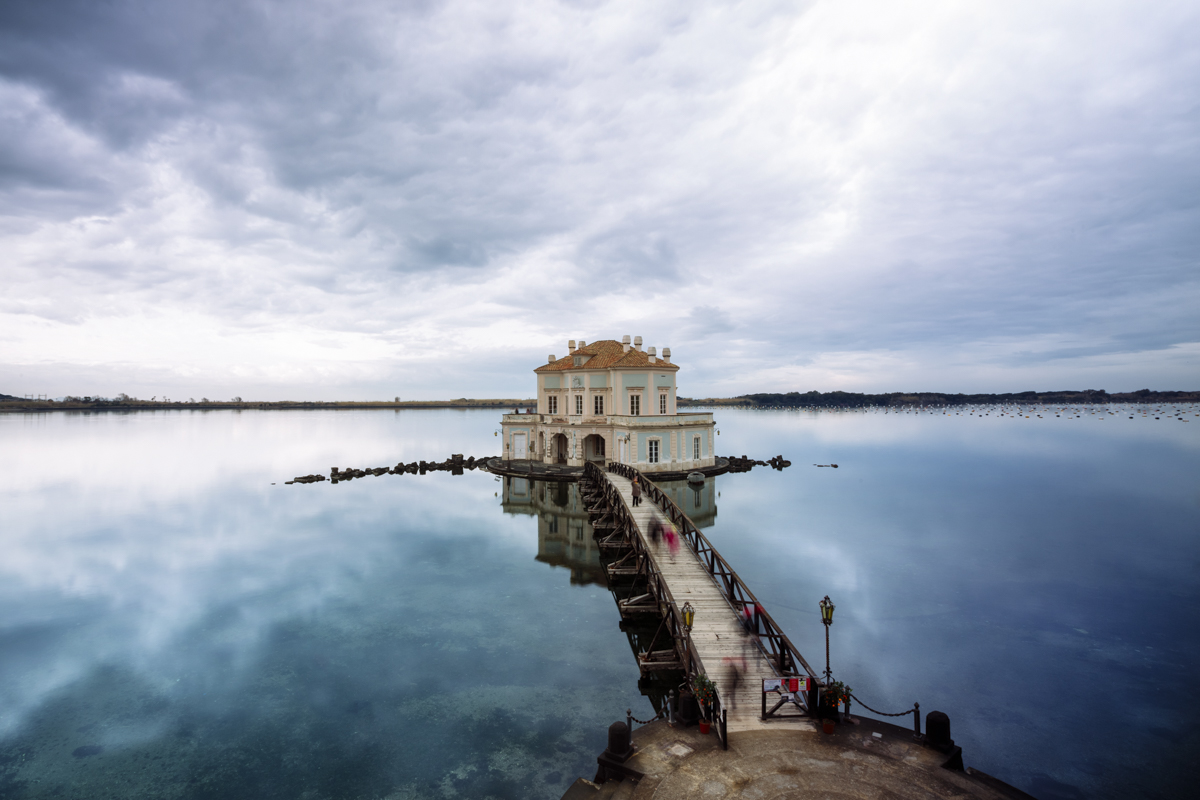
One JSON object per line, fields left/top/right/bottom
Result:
{"left": 535, "top": 340, "right": 679, "bottom": 372}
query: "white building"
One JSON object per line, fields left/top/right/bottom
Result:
{"left": 500, "top": 336, "right": 716, "bottom": 473}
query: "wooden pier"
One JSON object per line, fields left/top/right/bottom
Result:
{"left": 582, "top": 462, "right": 822, "bottom": 742}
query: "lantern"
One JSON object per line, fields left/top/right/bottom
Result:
{"left": 681, "top": 601, "right": 695, "bottom": 632}
{"left": 820, "top": 595, "right": 835, "bottom": 626}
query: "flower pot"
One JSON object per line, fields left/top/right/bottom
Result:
{"left": 699, "top": 720, "right": 711, "bottom": 734}
{"left": 822, "top": 720, "right": 836, "bottom": 735}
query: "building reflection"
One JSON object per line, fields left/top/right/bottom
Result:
{"left": 499, "top": 475, "right": 718, "bottom": 584}
{"left": 500, "top": 476, "right": 604, "bottom": 585}
{"left": 500, "top": 473, "right": 720, "bottom": 715}
{"left": 651, "top": 479, "right": 717, "bottom": 529}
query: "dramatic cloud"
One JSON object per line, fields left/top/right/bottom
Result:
{"left": 1, "top": 0, "right": 1197, "bottom": 398}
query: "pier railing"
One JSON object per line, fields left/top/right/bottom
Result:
{"left": 606, "top": 461, "right": 819, "bottom": 683}
{"left": 583, "top": 461, "right": 729, "bottom": 749}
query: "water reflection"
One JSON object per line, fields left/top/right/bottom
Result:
{"left": 2, "top": 407, "right": 1197, "bottom": 800}
{"left": 501, "top": 477, "right": 604, "bottom": 586}
{"left": 499, "top": 475, "right": 718, "bottom": 589}
{"left": 0, "top": 410, "right": 649, "bottom": 800}
{"left": 499, "top": 475, "right": 721, "bottom": 721}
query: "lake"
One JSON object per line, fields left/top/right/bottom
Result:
{"left": 1, "top": 405, "right": 1197, "bottom": 799}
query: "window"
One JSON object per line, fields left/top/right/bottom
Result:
{"left": 547, "top": 396, "right": 558, "bottom": 414}
{"left": 648, "top": 439, "right": 660, "bottom": 463}
{"left": 693, "top": 436, "right": 701, "bottom": 460}
{"left": 575, "top": 395, "right": 583, "bottom": 415}
{"left": 630, "top": 394, "right": 641, "bottom": 416}
{"left": 573, "top": 356, "right": 582, "bottom": 366}
{"left": 660, "top": 393, "right": 668, "bottom": 414}
{"left": 594, "top": 437, "right": 605, "bottom": 456}
{"left": 594, "top": 395, "right": 604, "bottom": 415}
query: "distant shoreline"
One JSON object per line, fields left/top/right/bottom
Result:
{"left": 2, "top": 388, "right": 1196, "bottom": 414}
{"left": 681, "top": 389, "right": 1200, "bottom": 408}
{"left": 0, "top": 398, "right": 537, "bottom": 413}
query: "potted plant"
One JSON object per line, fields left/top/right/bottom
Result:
{"left": 820, "top": 680, "right": 851, "bottom": 733}
{"left": 693, "top": 673, "right": 716, "bottom": 733}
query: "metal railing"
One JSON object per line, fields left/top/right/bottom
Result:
{"left": 606, "top": 461, "right": 819, "bottom": 683}
{"left": 593, "top": 460, "right": 923, "bottom": 742}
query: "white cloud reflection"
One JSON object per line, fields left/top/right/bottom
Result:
{"left": 0, "top": 409, "right": 527, "bottom": 736}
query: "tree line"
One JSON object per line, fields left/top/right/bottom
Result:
{"left": 736, "top": 389, "right": 1200, "bottom": 408}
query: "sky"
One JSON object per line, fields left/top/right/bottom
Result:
{"left": 1, "top": 0, "right": 1197, "bottom": 401}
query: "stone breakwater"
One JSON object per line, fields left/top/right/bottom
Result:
{"left": 723, "top": 454, "right": 792, "bottom": 473}
{"left": 285, "top": 454, "right": 496, "bottom": 484}
{"left": 286, "top": 453, "right": 794, "bottom": 484}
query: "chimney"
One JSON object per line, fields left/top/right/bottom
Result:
{"left": 568, "top": 339, "right": 575, "bottom": 351}
{"left": 662, "top": 347, "right": 671, "bottom": 364}
{"left": 622, "top": 335, "right": 631, "bottom": 353}
{"left": 549, "top": 354, "right": 556, "bottom": 363}
{"left": 578, "top": 340, "right": 586, "bottom": 349}
{"left": 634, "top": 336, "right": 643, "bottom": 351}
{"left": 648, "top": 346, "right": 657, "bottom": 363}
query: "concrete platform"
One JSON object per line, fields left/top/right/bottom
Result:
{"left": 571, "top": 716, "right": 1033, "bottom": 799}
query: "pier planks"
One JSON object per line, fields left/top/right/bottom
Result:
{"left": 604, "top": 472, "right": 797, "bottom": 733}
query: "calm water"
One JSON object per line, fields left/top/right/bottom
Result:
{"left": 1, "top": 406, "right": 1197, "bottom": 799}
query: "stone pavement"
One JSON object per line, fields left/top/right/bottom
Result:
{"left": 566, "top": 716, "right": 1034, "bottom": 800}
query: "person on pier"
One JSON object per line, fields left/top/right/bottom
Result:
{"left": 649, "top": 516, "right": 663, "bottom": 546}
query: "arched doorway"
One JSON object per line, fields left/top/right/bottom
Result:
{"left": 583, "top": 433, "right": 606, "bottom": 462}
{"left": 551, "top": 433, "right": 569, "bottom": 464}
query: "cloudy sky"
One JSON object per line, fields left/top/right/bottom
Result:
{"left": 1, "top": 0, "right": 1197, "bottom": 400}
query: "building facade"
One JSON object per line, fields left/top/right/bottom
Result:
{"left": 499, "top": 336, "right": 716, "bottom": 473}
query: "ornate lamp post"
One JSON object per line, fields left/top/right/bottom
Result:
{"left": 819, "top": 595, "right": 835, "bottom": 682}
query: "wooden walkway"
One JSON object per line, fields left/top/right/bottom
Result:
{"left": 604, "top": 472, "right": 803, "bottom": 733}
